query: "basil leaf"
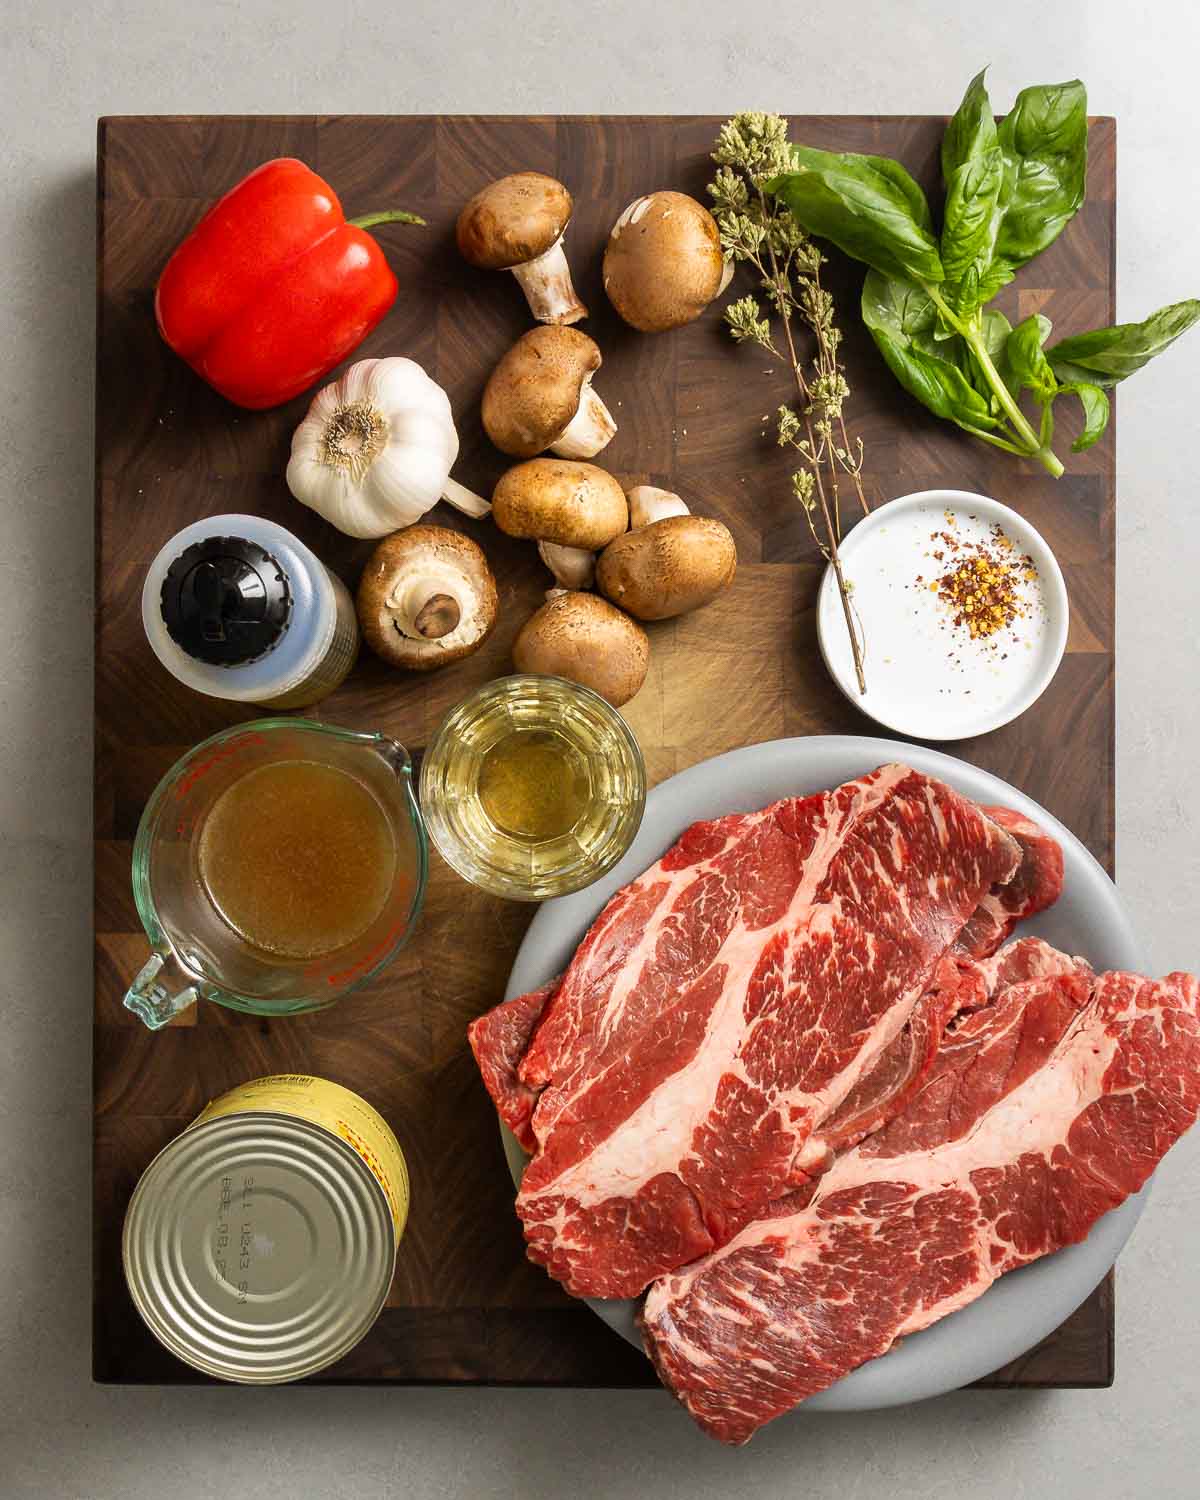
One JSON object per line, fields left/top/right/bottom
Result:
{"left": 860, "top": 268, "right": 936, "bottom": 339}
{"left": 867, "top": 327, "right": 997, "bottom": 430}
{"left": 995, "top": 80, "right": 1088, "bottom": 267}
{"left": 940, "top": 72, "right": 1004, "bottom": 307}
{"left": 1047, "top": 299, "right": 1200, "bottom": 387}
{"left": 768, "top": 148, "right": 944, "bottom": 285}
{"left": 858, "top": 270, "right": 996, "bottom": 438}
{"left": 942, "top": 147, "right": 1004, "bottom": 293}
{"left": 1056, "top": 382, "right": 1110, "bottom": 451}
{"left": 1006, "top": 313, "right": 1057, "bottom": 402}
{"left": 861, "top": 268, "right": 997, "bottom": 430}
{"left": 976, "top": 257, "right": 1016, "bottom": 303}
{"left": 942, "top": 69, "right": 993, "bottom": 182}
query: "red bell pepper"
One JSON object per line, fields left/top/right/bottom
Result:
{"left": 155, "top": 157, "right": 423, "bottom": 410}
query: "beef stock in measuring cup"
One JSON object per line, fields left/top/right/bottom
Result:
{"left": 123, "top": 718, "right": 427, "bottom": 1029}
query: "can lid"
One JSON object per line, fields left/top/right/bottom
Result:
{"left": 160, "top": 535, "right": 292, "bottom": 667}
{"left": 122, "top": 1112, "right": 395, "bottom": 1383}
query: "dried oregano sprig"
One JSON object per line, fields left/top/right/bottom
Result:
{"left": 709, "top": 112, "right": 869, "bottom": 693}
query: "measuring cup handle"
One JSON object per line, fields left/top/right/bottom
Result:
{"left": 123, "top": 951, "right": 199, "bottom": 1030}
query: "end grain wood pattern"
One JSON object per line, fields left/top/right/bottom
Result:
{"left": 95, "top": 115, "right": 1117, "bottom": 1389}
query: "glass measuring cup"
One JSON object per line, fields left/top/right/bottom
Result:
{"left": 123, "top": 719, "right": 427, "bottom": 1030}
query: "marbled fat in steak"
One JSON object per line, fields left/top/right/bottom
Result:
{"left": 641, "top": 954, "right": 1200, "bottom": 1443}
{"left": 472, "top": 765, "right": 1028, "bottom": 1299}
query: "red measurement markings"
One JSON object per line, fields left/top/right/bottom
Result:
{"left": 173, "top": 733, "right": 267, "bottom": 799}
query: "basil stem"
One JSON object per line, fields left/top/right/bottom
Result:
{"left": 925, "top": 287, "right": 1065, "bottom": 476}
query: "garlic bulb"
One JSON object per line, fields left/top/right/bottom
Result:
{"left": 286, "top": 357, "right": 489, "bottom": 539}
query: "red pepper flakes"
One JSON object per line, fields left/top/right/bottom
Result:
{"left": 917, "top": 521, "right": 1038, "bottom": 643}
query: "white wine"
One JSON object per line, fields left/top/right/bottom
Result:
{"left": 421, "top": 676, "right": 645, "bottom": 900}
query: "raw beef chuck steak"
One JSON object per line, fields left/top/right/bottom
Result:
{"left": 468, "top": 979, "right": 558, "bottom": 1153}
{"left": 497, "top": 765, "right": 1024, "bottom": 1299}
{"left": 956, "top": 805, "right": 1064, "bottom": 958}
{"left": 641, "top": 955, "right": 1200, "bottom": 1444}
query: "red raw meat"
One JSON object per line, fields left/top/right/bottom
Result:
{"left": 641, "top": 956, "right": 1200, "bottom": 1444}
{"left": 497, "top": 765, "right": 1024, "bottom": 1298}
{"left": 468, "top": 979, "right": 559, "bottom": 1153}
{"left": 956, "top": 805, "right": 1065, "bottom": 959}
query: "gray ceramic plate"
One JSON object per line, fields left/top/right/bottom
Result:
{"left": 501, "top": 735, "right": 1148, "bottom": 1412}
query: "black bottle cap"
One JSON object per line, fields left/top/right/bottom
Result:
{"left": 160, "top": 535, "right": 292, "bottom": 666}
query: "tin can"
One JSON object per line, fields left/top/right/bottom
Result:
{"left": 122, "top": 1074, "right": 409, "bottom": 1383}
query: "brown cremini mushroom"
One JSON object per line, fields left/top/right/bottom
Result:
{"left": 456, "top": 173, "right": 587, "bottom": 325}
{"left": 492, "top": 458, "right": 628, "bottom": 551}
{"left": 603, "top": 191, "right": 733, "bottom": 332}
{"left": 356, "top": 524, "right": 498, "bottom": 671}
{"left": 596, "top": 514, "right": 737, "bottom": 620}
{"left": 513, "top": 591, "right": 649, "bottom": 707}
{"left": 482, "top": 326, "right": 616, "bottom": 460}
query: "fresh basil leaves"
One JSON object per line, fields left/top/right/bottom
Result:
{"left": 769, "top": 147, "right": 944, "bottom": 286}
{"left": 766, "top": 70, "right": 1197, "bottom": 477}
{"left": 994, "top": 81, "right": 1088, "bottom": 268}
{"left": 1058, "top": 382, "right": 1110, "bottom": 452}
{"left": 940, "top": 70, "right": 1005, "bottom": 310}
{"left": 1048, "top": 300, "right": 1200, "bottom": 386}
{"left": 1005, "top": 314, "right": 1057, "bottom": 403}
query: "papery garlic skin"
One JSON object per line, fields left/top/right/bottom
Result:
{"left": 286, "top": 357, "right": 488, "bottom": 539}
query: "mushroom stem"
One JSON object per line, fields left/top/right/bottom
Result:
{"left": 550, "top": 381, "right": 618, "bottom": 460}
{"left": 511, "top": 236, "right": 588, "bottom": 325}
{"left": 717, "top": 257, "right": 735, "bottom": 295}
{"left": 627, "top": 485, "right": 690, "bottom": 529}
{"left": 388, "top": 571, "right": 468, "bottom": 641}
{"left": 538, "top": 540, "right": 596, "bottom": 590}
{"left": 440, "top": 477, "right": 492, "bottom": 518}
{"left": 414, "top": 593, "right": 462, "bottom": 639}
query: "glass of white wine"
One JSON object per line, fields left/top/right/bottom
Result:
{"left": 420, "top": 674, "right": 646, "bottom": 900}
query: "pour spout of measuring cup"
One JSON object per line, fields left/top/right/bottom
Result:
{"left": 123, "top": 949, "right": 200, "bottom": 1030}
{"left": 375, "top": 738, "right": 413, "bottom": 782}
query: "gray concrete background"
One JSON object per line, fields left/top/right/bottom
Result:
{"left": 2, "top": 2, "right": 1198, "bottom": 1495}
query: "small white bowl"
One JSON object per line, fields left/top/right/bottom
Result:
{"left": 817, "top": 489, "right": 1069, "bottom": 741}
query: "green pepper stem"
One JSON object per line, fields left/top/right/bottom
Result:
{"left": 925, "top": 285, "right": 1066, "bottom": 479}
{"left": 349, "top": 209, "right": 426, "bottom": 230}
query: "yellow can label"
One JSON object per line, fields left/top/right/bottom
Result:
{"left": 191, "top": 1075, "right": 409, "bottom": 1239}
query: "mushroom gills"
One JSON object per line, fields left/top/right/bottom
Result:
{"left": 550, "top": 380, "right": 618, "bottom": 459}
{"left": 356, "top": 524, "right": 498, "bottom": 673}
{"left": 511, "top": 235, "right": 588, "bottom": 325}
{"left": 386, "top": 565, "right": 477, "bottom": 648}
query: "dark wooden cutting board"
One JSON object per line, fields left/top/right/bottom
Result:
{"left": 94, "top": 114, "right": 1116, "bottom": 1388}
